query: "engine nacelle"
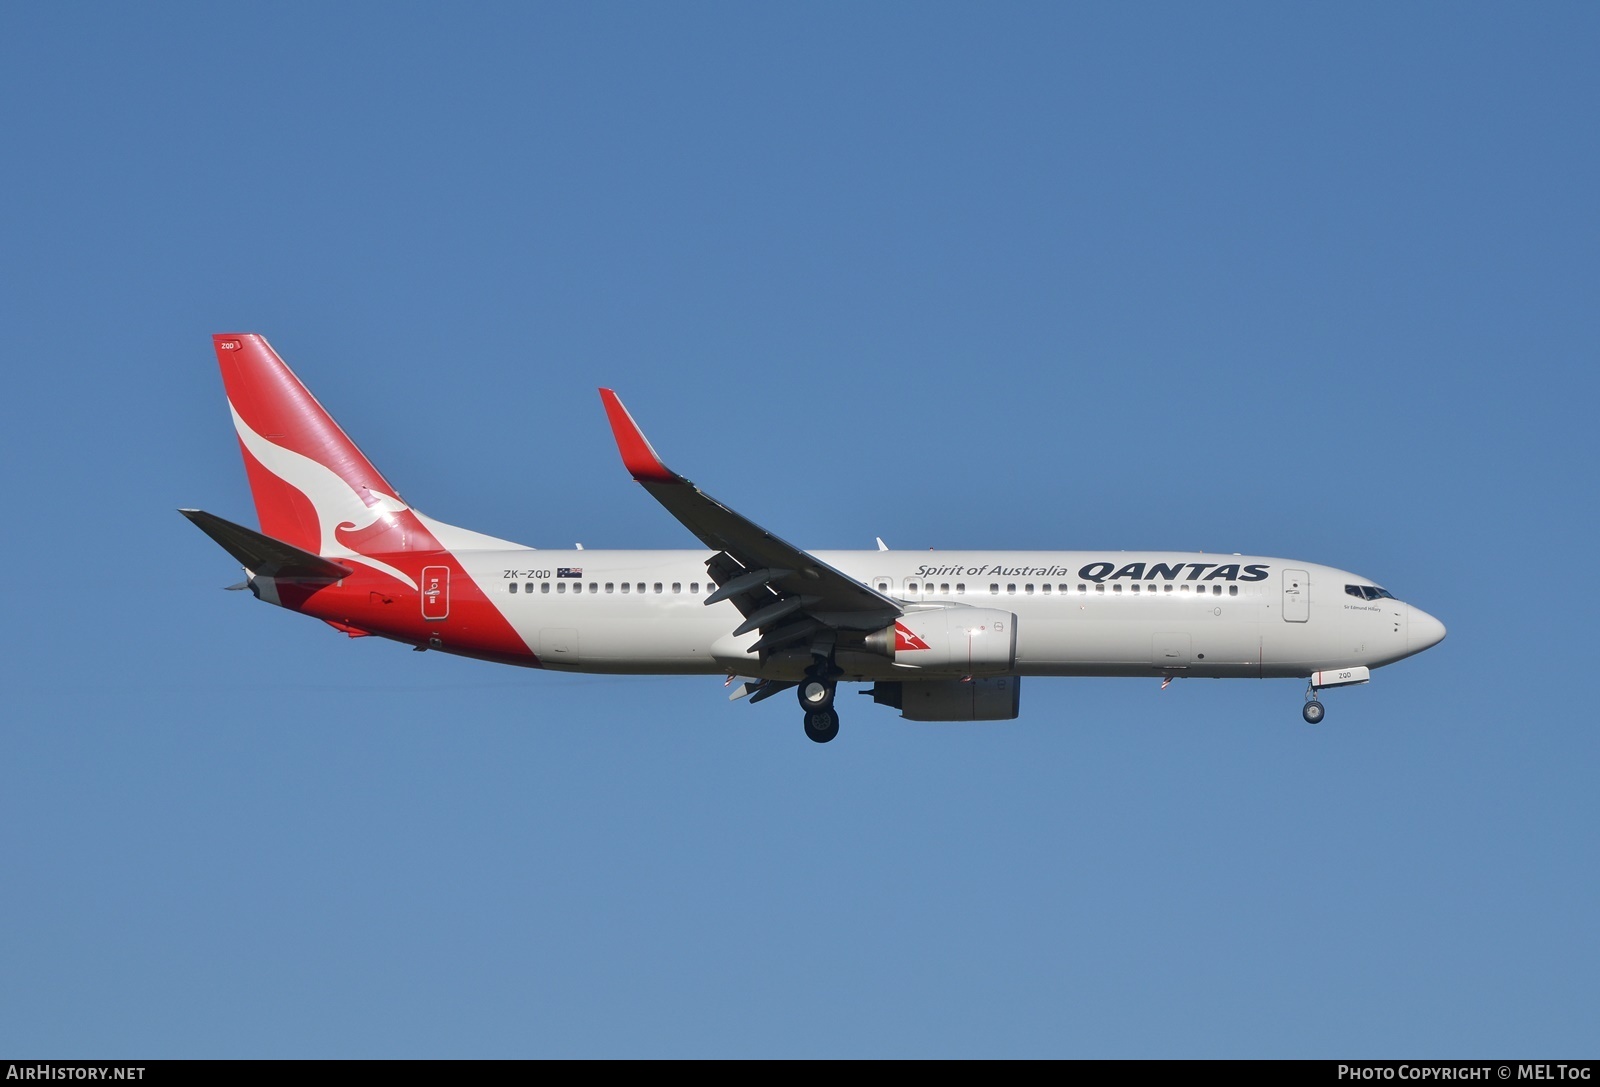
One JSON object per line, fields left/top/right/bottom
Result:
{"left": 868, "top": 677, "right": 1022, "bottom": 722}
{"left": 863, "top": 607, "right": 1017, "bottom": 674}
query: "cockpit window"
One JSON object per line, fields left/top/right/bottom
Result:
{"left": 1345, "top": 584, "right": 1397, "bottom": 601}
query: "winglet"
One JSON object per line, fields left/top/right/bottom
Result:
{"left": 599, "top": 389, "right": 680, "bottom": 484}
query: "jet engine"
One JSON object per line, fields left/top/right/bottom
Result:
{"left": 867, "top": 676, "right": 1022, "bottom": 722}
{"left": 862, "top": 607, "right": 1017, "bottom": 673}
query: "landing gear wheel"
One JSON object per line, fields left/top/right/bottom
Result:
{"left": 1302, "top": 700, "right": 1325, "bottom": 725}
{"left": 804, "top": 709, "right": 840, "bottom": 744}
{"left": 797, "top": 677, "right": 836, "bottom": 712}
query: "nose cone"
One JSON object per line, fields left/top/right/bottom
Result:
{"left": 1407, "top": 605, "right": 1447, "bottom": 653}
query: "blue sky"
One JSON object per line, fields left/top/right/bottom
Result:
{"left": 2, "top": 3, "right": 1595, "bottom": 1058}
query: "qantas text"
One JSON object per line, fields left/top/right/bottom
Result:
{"left": 913, "top": 561, "right": 1272, "bottom": 583}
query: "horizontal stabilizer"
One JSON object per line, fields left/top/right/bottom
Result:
{"left": 179, "top": 509, "right": 354, "bottom": 581}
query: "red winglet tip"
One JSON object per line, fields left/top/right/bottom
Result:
{"left": 599, "top": 389, "right": 678, "bottom": 484}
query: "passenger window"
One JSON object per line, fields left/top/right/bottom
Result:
{"left": 1078, "top": 584, "right": 1087, "bottom": 594}
{"left": 509, "top": 583, "right": 518, "bottom": 594}
{"left": 1180, "top": 585, "right": 1190, "bottom": 592}
{"left": 940, "top": 583, "right": 950, "bottom": 594}
{"left": 637, "top": 583, "right": 645, "bottom": 594}
{"left": 956, "top": 583, "right": 966, "bottom": 594}
{"left": 1212, "top": 585, "right": 1221, "bottom": 596}
{"left": 1095, "top": 584, "right": 1105, "bottom": 593}
{"left": 1113, "top": 584, "right": 1122, "bottom": 593}
{"left": 572, "top": 582, "right": 582, "bottom": 594}
{"left": 1229, "top": 585, "right": 1238, "bottom": 596}
{"left": 557, "top": 582, "right": 567, "bottom": 594}
{"left": 690, "top": 583, "right": 699, "bottom": 593}
{"left": 1042, "top": 584, "right": 1052, "bottom": 595}
{"left": 907, "top": 581, "right": 920, "bottom": 594}
{"left": 876, "top": 580, "right": 889, "bottom": 592}
{"left": 605, "top": 583, "right": 614, "bottom": 593}
{"left": 620, "top": 583, "right": 629, "bottom": 593}
{"left": 1025, "top": 584, "right": 1034, "bottom": 595}
{"left": 1007, "top": 583, "right": 1017, "bottom": 595}
{"left": 672, "top": 582, "right": 681, "bottom": 593}
{"left": 654, "top": 583, "right": 662, "bottom": 593}
{"left": 541, "top": 583, "right": 551, "bottom": 594}
{"left": 990, "top": 584, "right": 1000, "bottom": 594}
{"left": 1131, "top": 583, "right": 1140, "bottom": 593}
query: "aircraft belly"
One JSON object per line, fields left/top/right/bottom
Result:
{"left": 498, "top": 601, "right": 729, "bottom": 673}
{"left": 1015, "top": 596, "right": 1269, "bottom": 673}
{"left": 581, "top": 617, "right": 727, "bottom": 670}
{"left": 1019, "top": 618, "right": 1150, "bottom": 669}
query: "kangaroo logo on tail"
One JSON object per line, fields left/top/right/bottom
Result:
{"left": 227, "top": 403, "right": 419, "bottom": 589}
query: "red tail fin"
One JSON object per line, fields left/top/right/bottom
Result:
{"left": 213, "top": 333, "right": 412, "bottom": 559}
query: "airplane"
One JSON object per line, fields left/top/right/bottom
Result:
{"left": 183, "top": 333, "right": 1446, "bottom": 743}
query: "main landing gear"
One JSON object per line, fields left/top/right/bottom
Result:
{"left": 798, "top": 664, "right": 841, "bottom": 743}
{"left": 804, "top": 709, "right": 840, "bottom": 743}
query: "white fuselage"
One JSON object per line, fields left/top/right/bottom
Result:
{"left": 447, "top": 548, "right": 1438, "bottom": 681}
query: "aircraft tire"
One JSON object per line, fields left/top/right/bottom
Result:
{"left": 797, "top": 678, "right": 835, "bottom": 712}
{"left": 804, "top": 709, "right": 840, "bottom": 744}
{"left": 1302, "top": 700, "right": 1325, "bottom": 725}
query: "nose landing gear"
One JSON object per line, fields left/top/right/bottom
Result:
{"left": 1299, "top": 668, "right": 1371, "bottom": 724}
{"left": 1302, "top": 680, "right": 1325, "bottom": 724}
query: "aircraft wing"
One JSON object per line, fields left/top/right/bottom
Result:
{"left": 600, "top": 390, "right": 902, "bottom": 653}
